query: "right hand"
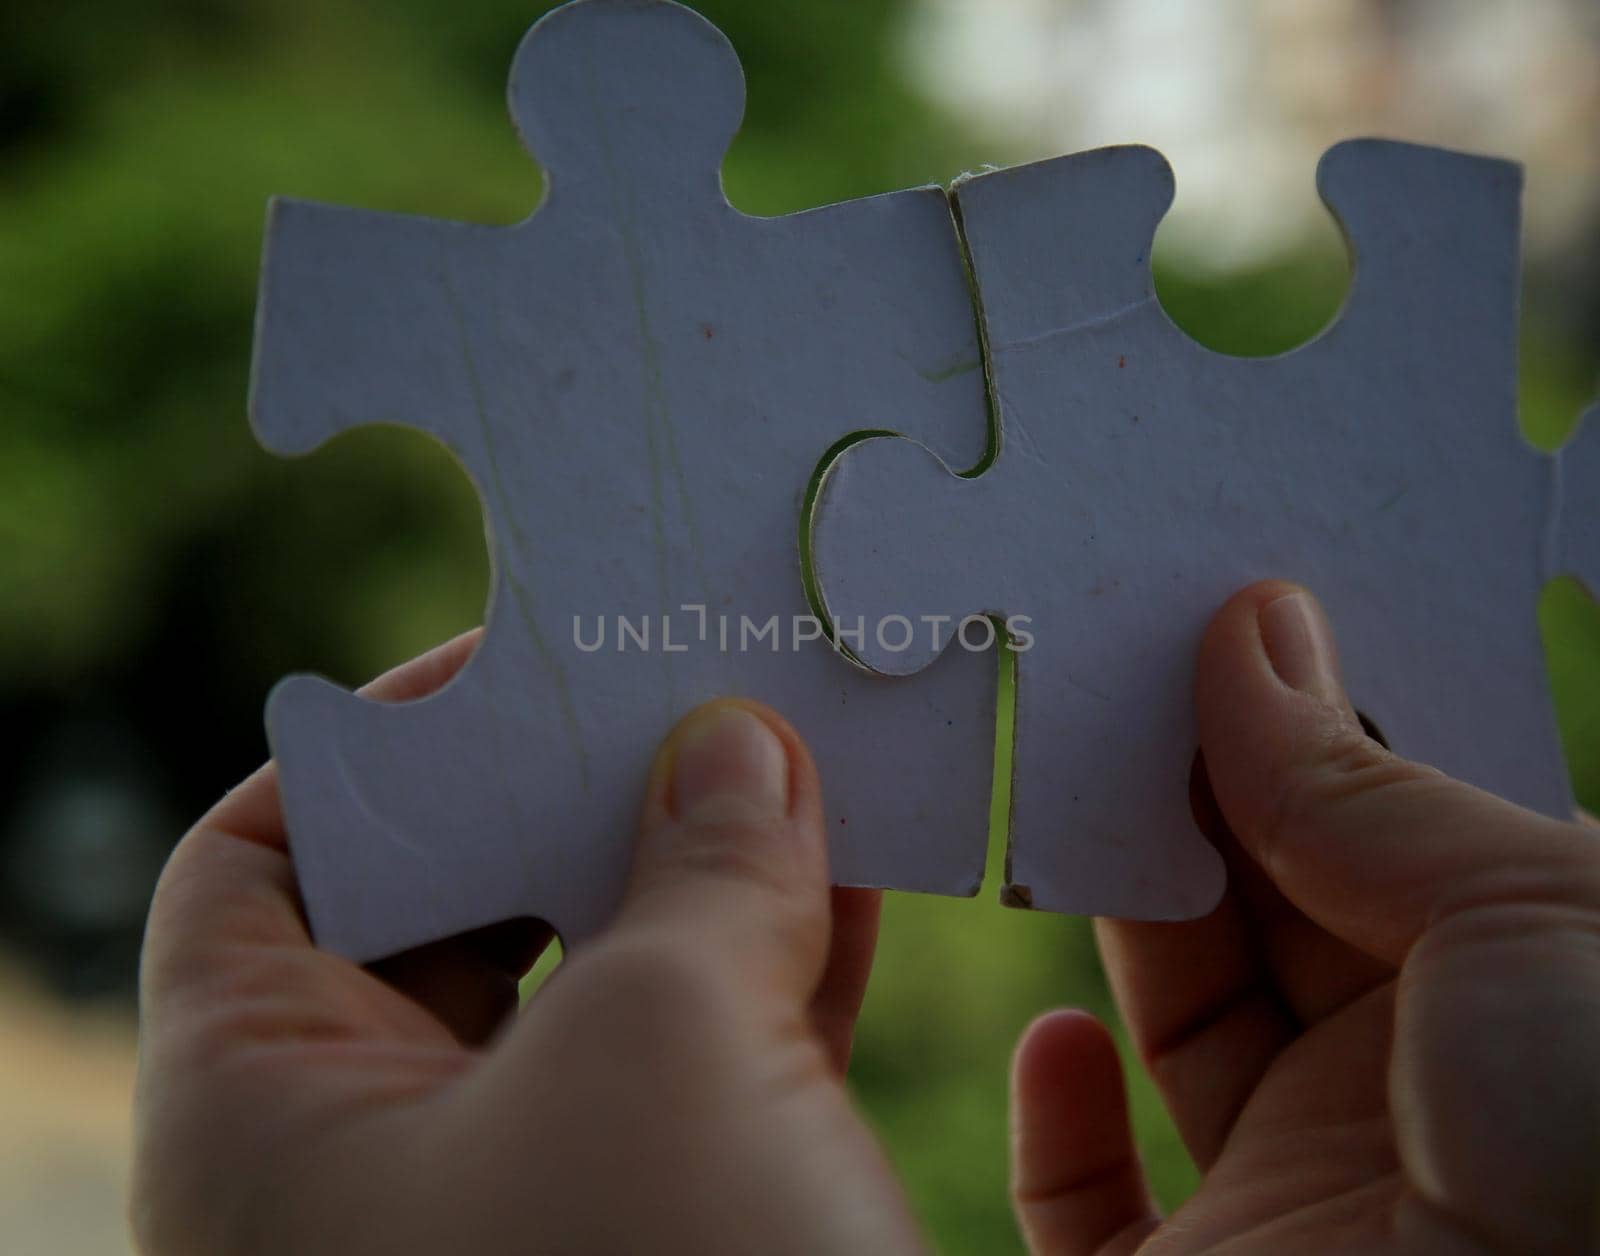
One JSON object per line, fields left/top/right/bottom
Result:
{"left": 1011, "top": 581, "right": 1600, "bottom": 1254}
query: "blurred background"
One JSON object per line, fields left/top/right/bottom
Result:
{"left": 3, "top": 0, "right": 1597, "bottom": 1248}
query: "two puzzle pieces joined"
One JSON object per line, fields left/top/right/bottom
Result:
{"left": 250, "top": 0, "right": 1599, "bottom": 961}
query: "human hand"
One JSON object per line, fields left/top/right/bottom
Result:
{"left": 1011, "top": 581, "right": 1600, "bottom": 1254}
{"left": 131, "top": 631, "right": 920, "bottom": 1254}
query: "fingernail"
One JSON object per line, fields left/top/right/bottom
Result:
{"left": 668, "top": 704, "right": 790, "bottom": 823}
{"left": 1259, "top": 590, "right": 1343, "bottom": 700}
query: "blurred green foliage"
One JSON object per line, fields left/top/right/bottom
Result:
{"left": 5, "top": 0, "right": 1597, "bottom": 1249}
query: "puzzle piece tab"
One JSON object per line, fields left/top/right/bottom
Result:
{"left": 814, "top": 140, "right": 1578, "bottom": 920}
{"left": 1554, "top": 402, "right": 1600, "bottom": 597}
{"left": 252, "top": 0, "right": 996, "bottom": 960}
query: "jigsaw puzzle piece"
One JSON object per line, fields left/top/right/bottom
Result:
{"left": 1553, "top": 402, "right": 1600, "bottom": 596}
{"left": 266, "top": 615, "right": 625, "bottom": 959}
{"left": 251, "top": 0, "right": 996, "bottom": 960}
{"left": 815, "top": 139, "right": 1573, "bottom": 921}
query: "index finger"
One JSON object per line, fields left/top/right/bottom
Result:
{"left": 141, "top": 628, "right": 485, "bottom": 1006}
{"left": 200, "top": 627, "right": 486, "bottom": 851}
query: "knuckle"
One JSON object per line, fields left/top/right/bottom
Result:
{"left": 1428, "top": 848, "right": 1600, "bottom": 935}
{"left": 1422, "top": 895, "right": 1600, "bottom": 955}
{"left": 1259, "top": 725, "right": 1435, "bottom": 859}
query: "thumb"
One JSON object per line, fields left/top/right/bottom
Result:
{"left": 1195, "top": 580, "right": 1595, "bottom": 965}
{"left": 610, "top": 699, "right": 832, "bottom": 1001}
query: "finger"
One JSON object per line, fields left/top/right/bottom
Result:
{"left": 1196, "top": 580, "right": 1595, "bottom": 965}
{"left": 144, "top": 628, "right": 487, "bottom": 1012}
{"left": 1196, "top": 757, "right": 1391, "bottom": 1027}
{"left": 352, "top": 629, "right": 548, "bottom": 1042}
{"left": 368, "top": 917, "right": 553, "bottom": 1047}
{"left": 1011, "top": 1010, "right": 1159, "bottom": 1256}
{"left": 1095, "top": 903, "right": 1294, "bottom": 1169}
{"left": 1097, "top": 697, "right": 1385, "bottom": 1164}
{"left": 359, "top": 625, "right": 483, "bottom": 704}
{"left": 613, "top": 699, "right": 832, "bottom": 1002}
{"left": 140, "top": 822, "right": 313, "bottom": 1021}
{"left": 196, "top": 627, "right": 486, "bottom": 854}
{"left": 1095, "top": 773, "right": 1298, "bottom": 1168}
{"left": 808, "top": 887, "right": 881, "bottom": 1075}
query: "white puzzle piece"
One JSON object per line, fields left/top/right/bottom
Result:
{"left": 813, "top": 140, "right": 1585, "bottom": 920}
{"left": 1555, "top": 401, "right": 1600, "bottom": 597}
{"left": 251, "top": 0, "right": 996, "bottom": 961}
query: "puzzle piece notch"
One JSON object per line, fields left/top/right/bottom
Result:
{"left": 250, "top": 0, "right": 748, "bottom": 465}
{"left": 815, "top": 138, "right": 1568, "bottom": 924}
{"left": 1554, "top": 401, "right": 1600, "bottom": 597}
{"left": 820, "top": 139, "right": 1529, "bottom": 681}
{"left": 250, "top": 0, "right": 997, "bottom": 962}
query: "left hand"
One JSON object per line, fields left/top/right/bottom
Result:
{"left": 131, "top": 631, "right": 918, "bottom": 1254}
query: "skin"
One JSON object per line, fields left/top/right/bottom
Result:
{"left": 131, "top": 632, "right": 920, "bottom": 1254}
{"left": 1011, "top": 582, "right": 1600, "bottom": 1254}
{"left": 132, "top": 582, "right": 1600, "bottom": 1253}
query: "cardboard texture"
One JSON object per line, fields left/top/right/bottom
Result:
{"left": 813, "top": 141, "right": 1584, "bottom": 920}
{"left": 251, "top": 0, "right": 995, "bottom": 961}
{"left": 252, "top": 0, "right": 1594, "bottom": 960}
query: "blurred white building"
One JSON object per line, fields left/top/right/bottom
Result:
{"left": 903, "top": 0, "right": 1600, "bottom": 271}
